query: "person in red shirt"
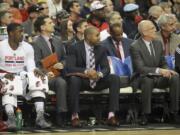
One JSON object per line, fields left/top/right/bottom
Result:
{"left": 87, "top": 0, "right": 108, "bottom": 32}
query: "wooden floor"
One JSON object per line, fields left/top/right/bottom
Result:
{"left": 10, "top": 130, "right": 180, "bottom": 135}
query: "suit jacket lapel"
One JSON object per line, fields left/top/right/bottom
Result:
{"left": 94, "top": 46, "right": 98, "bottom": 66}
{"left": 151, "top": 41, "right": 158, "bottom": 65}
{"left": 39, "top": 36, "right": 52, "bottom": 54}
{"left": 121, "top": 38, "right": 127, "bottom": 57}
{"left": 81, "top": 42, "right": 86, "bottom": 64}
{"left": 109, "top": 37, "right": 118, "bottom": 57}
{"left": 139, "top": 38, "right": 154, "bottom": 65}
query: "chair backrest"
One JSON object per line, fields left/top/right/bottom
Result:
{"left": 107, "top": 56, "right": 133, "bottom": 77}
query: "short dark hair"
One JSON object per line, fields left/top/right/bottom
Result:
{"left": 34, "top": 15, "right": 49, "bottom": 32}
{"left": 66, "top": 0, "right": 78, "bottom": 13}
{"left": 73, "top": 19, "right": 87, "bottom": 33}
{"left": 7, "top": 23, "right": 22, "bottom": 34}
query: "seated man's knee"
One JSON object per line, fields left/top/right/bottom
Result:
{"left": 56, "top": 77, "right": 67, "bottom": 86}
{"left": 171, "top": 74, "right": 179, "bottom": 80}
{"left": 69, "top": 76, "right": 81, "bottom": 84}
{"left": 108, "top": 74, "right": 120, "bottom": 82}
{"left": 32, "top": 97, "right": 45, "bottom": 103}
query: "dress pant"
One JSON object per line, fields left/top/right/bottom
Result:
{"left": 68, "top": 74, "right": 120, "bottom": 113}
{"left": 49, "top": 76, "right": 68, "bottom": 113}
{"left": 140, "top": 74, "right": 179, "bottom": 114}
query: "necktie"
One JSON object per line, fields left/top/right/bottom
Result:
{"left": 115, "top": 42, "right": 121, "bottom": 59}
{"left": 165, "top": 42, "right": 170, "bottom": 55}
{"left": 149, "top": 42, "right": 155, "bottom": 62}
{"left": 49, "top": 38, "right": 55, "bottom": 53}
{"left": 89, "top": 47, "right": 96, "bottom": 88}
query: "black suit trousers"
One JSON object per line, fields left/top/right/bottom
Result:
{"left": 68, "top": 74, "right": 120, "bottom": 113}
{"left": 140, "top": 74, "right": 180, "bottom": 114}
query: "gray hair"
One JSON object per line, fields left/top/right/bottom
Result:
{"left": 157, "top": 14, "right": 176, "bottom": 27}
{"left": 148, "top": 5, "right": 162, "bottom": 17}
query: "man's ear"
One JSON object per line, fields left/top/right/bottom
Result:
{"left": 161, "top": 25, "right": 166, "bottom": 31}
{"left": 77, "top": 27, "right": 81, "bottom": 33}
{"left": 41, "top": 25, "right": 45, "bottom": 31}
{"left": 142, "top": 31, "right": 147, "bottom": 37}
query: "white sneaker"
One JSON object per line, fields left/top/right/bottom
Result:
{"left": 36, "top": 111, "right": 51, "bottom": 129}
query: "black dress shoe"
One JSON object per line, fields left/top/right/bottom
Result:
{"left": 170, "top": 113, "right": 180, "bottom": 124}
{"left": 139, "top": 114, "right": 148, "bottom": 126}
{"left": 71, "top": 118, "right": 81, "bottom": 127}
{"left": 107, "top": 116, "right": 119, "bottom": 126}
{"left": 56, "top": 113, "right": 66, "bottom": 127}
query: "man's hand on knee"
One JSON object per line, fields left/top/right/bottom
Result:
{"left": 4, "top": 73, "right": 14, "bottom": 81}
{"left": 34, "top": 69, "right": 46, "bottom": 80}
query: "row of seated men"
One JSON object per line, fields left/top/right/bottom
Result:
{"left": 0, "top": 14, "right": 180, "bottom": 131}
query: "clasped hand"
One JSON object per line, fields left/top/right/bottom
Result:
{"left": 85, "top": 69, "right": 99, "bottom": 80}
{"left": 159, "top": 68, "right": 178, "bottom": 78}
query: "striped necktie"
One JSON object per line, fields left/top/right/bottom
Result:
{"left": 89, "top": 47, "right": 96, "bottom": 88}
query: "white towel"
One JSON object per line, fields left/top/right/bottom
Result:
{"left": 1, "top": 76, "right": 23, "bottom": 96}
{"left": 27, "top": 72, "right": 49, "bottom": 93}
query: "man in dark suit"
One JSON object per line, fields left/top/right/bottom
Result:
{"left": 67, "top": 26, "right": 120, "bottom": 127}
{"left": 130, "top": 20, "right": 180, "bottom": 125}
{"left": 101, "top": 23, "right": 133, "bottom": 60}
{"left": 33, "top": 16, "right": 67, "bottom": 127}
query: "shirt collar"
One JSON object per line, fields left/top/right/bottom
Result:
{"left": 142, "top": 38, "right": 151, "bottom": 46}
{"left": 84, "top": 41, "right": 94, "bottom": 50}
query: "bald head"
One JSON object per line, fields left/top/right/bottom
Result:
{"left": 84, "top": 26, "right": 100, "bottom": 46}
{"left": 138, "top": 20, "right": 153, "bottom": 34}
{"left": 84, "top": 26, "right": 99, "bottom": 39}
{"left": 138, "top": 20, "right": 156, "bottom": 40}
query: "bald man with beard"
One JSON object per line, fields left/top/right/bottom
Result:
{"left": 67, "top": 26, "right": 120, "bottom": 127}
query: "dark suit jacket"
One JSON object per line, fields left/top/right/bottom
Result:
{"left": 130, "top": 38, "right": 168, "bottom": 75}
{"left": 32, "top": 35, "right": 66, "bottom": 69}
{"left": 101, "top": 36, "right": 133, "bottom": 58}
{"left": 67, "top": 41, "right": 110, "bottom": 77}
{"left": 175, "top": 44, "right": 180, "bottom": 73}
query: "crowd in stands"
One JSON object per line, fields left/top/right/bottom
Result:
{"left": 0, "top": 0, "right": 180, "bottom": 131}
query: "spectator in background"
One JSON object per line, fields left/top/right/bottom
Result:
{"left": 38, "top": 1, "right": 50, "bottom": 16}
{"left": 156, "top": 14, "right": 180, "bottom": 55}
{"left": 102, "top": 0, "right": 114, "bottom": 18}
{"left": 88, "top": 0, "right": 108, "bottom": 32}
{"left": 22, "top": 4, "right": 42, "bottom": 37}
{"left": 0, "top": 11, "right": 13, "bottom": 41}
{"left": 172, "top": 0, "right": 180, "bottom": 21}
{"left": 0, "top": 2, "right": 22, "bottom": 23}
{"left": 1, "top": 0, "right": 23, "bottom": 23}
{"left": 148, "top": 5, "right": 164, "bottom": 31}
{"left": 80, "top": 0, "right": 95, "bottom": 19}
{"left": 123, "top": 3, "right": 143, "bottom": 39}
{"left": 54, "top": 9, "right": 70, "bottom": 35}
{"left": 47, "top": 0, "right": 68, "bottom": 18}
{"left": 73, "top": 18, "right": 89, "bottom": 42}
{"left": 58, "top": 19, "right": 76, "bottom": 54}
{"left": 0, "top": 11, "right": 13, "bottom": 26}
{"left": 159, "top": 1, "right": 172, "bottom": 14}
{"left": 0, "top": 2, "right": 10, "bottom": 12}
{"left": 66, "top": 0, "right": 81, "bottom": 23}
